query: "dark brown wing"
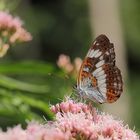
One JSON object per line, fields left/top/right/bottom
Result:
{"left": 77, "top": 34, "right": 123, "bottom": 103}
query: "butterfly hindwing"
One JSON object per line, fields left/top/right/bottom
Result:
{"left": 77, "top": 34, "right": 123, "bottom": 103}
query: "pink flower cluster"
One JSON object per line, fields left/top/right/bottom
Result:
{"left": 57, "top": 54, "right": 82, "bottom": 78}
{"left": 0, "top": 98, "right": 139, "bottom": 140}
{"left": 0, "top": 11, "right": 32, "bottom": 57}
{"left": 0, "top": 123, "right": 70, "bottom": 140}
{"left": 51, "top": 98, "right": 139, "bottom": 140}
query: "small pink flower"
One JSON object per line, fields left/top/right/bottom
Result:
{"left": 0, "top": 43, "right": 9, "bottom": 57}
{"left": 4, "top": 125, "right": 27, "bottom": 140}
{"left": 0, "top": 11, "right": 32, "bottom": 57}
{"left": 57, "top": 54, "right": 74, "bottom": 73}
{"left": 57, "top": 54, "right": 82, "bottom": 78}
{"left": 0, "top": 11, "right": 22, "bottom": 31}
{"left": 26, "top": 122, "right": 71, "bottom": 140}
{"left": 57, "top": 54, "right": 71, "bottom": 67}
{"left": 50, "top": 97, "right": 94, "bottom": 114}
{"left": 74, "top": 57, "right": 82, "bottom": 72}
{"left": 10, "top": 28, "right": 32, "bottom": 43}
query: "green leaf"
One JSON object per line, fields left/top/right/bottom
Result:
{"left": 0, "top": 74, "right": 49, "bottom": 93}
{"left": 0, "top": 61, "right": 55, "bottom": 75}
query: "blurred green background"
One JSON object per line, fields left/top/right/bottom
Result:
{"left": 0, "top": 0, "right": 140, "bottom": 134}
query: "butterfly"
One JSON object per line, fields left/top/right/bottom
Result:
{"left": 76, "top": 34, "right": 123, "bottom": 103}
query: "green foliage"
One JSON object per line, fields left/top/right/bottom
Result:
{"left": 121, "top": 0, "right": 140, "bottom": 57}
{"left": 121, "top": 0, "right": 140, "bottom": 132}
{"left": 0, "top": 61, "right": 73, "bottom": 129}
{"left": 0, "top": 0, "right": 21, "bottom": 11}
{"left": 129, "top": 73, "right": 140, "bottom": 132}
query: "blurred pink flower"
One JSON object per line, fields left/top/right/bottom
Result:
{"left": 51, "top": 97, "right": 94, "bottom": 114}
{"left": 0, "top": 98, "right": 139, "bottom": 140}
{"left": 0, "top": 11, "right": 32, "bottom": 57}
{"left": 0, "top": 11, "right": 22, "bottom": 29}
{"left": 57, "top": 54, "right": 82, "bottom": 77}
{"left": 57, "top": 54, "right": 74, "bottom": 73}
{"left": 0, "top": 43, "right": 9, "bottom": 57}
{"left": 57, "top": 54, "right": 71, "bottom": 67}
{"left": 10, "top": 28, "right": 32, "bottom": 43}
{"left": 26, "top": 122, "right": 71, "bottom": 140}
{"left": 74, "top": 57, "right": 82, "bottom": 72}
{"left": 0, "top": 125, "right": 27, "bottom": 140}
{"left": 0, "top": 122, "right": 71, "bottom": 140}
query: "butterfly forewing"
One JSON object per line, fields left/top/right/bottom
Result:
{"left": 77, "top": 34, "right": 123, "bottom": 103}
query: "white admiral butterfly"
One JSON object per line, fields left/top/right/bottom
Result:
{"left": 76, "top": 34, "right": 123, "bottom": 103}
